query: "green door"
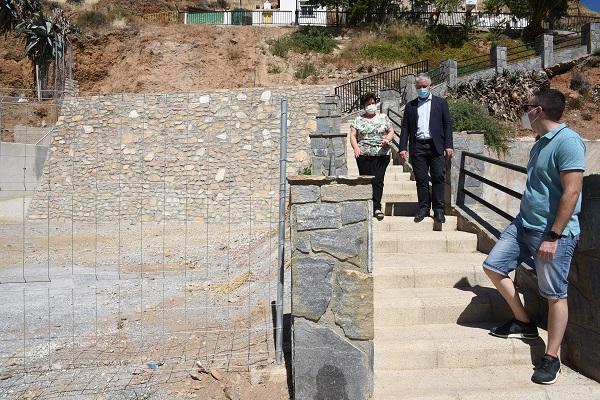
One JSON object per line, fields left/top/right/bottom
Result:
{"left": 187, "top": 12, "right": 224, "bottom": 24}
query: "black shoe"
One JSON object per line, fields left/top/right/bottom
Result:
{"left": 374, "top": 209, "right": 385, "bottom": 221}
{"left": 532, "top": 355, "right": 561, "bottom": 385}
{"left": 433, "top": 210, "right": 446, "bottom": 223}
{"left": 489, "top": 318, "right": 539, "bottom": 339}
{"left": 414, "top": 209, "right": 429, "bottom": 223}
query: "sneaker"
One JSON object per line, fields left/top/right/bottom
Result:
{"left": 489, "top": 318, "right": 539, "bottom": 339}
{"left": 532, "top": 355, "right": 561, "bottom": 385}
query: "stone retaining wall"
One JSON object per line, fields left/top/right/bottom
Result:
{"left": 565, "top": 175, "right": 600, "bottom": 381}
{"left": 27, "top": 86, "right": 333, "bottom": 223}
{"left": 288, "top": 175, "right": 373, "bottom": 400}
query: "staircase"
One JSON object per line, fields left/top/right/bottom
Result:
{"left": 343, "top": 120, "right": 600, "bottom": 399}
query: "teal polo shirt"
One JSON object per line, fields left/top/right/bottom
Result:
{"left": 519, "top": 123, "right": 586, "bottom": 235}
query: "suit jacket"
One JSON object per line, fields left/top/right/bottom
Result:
{"left": 399, "top": 95, "right": 453, "bottom": 157}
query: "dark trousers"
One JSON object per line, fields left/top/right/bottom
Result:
{"left": 356, "top": 155, "right": 390, "bottom": 212}
{"left": 411, "top": 140, "right": 445, "bottom": 212}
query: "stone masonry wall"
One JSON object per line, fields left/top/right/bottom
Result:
{"left": 28, "top": 86, "right": 333, "bottom": 223}
{"left": 288, "top": 176, "right": 374, "bottom": 400}
{"left": 565, "top": 175, "right": 600, "bottom": 381}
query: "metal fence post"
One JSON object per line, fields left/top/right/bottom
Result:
{"left": 275, "top": 98, "right": 288, "bottom": 365}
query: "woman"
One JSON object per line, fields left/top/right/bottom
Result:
{"left": 350, "top": 93, "right": 394, "bottom": 221}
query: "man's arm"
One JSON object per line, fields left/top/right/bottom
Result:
{"left": 441, "top": 98, "right": 454, "bottom": 158}
{"left": 399, "top": 106, "right": 410, "bottom": 152}
{"left": 537, "top": 170, "right": 584, "bottom": 260}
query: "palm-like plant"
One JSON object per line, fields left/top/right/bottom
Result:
{"left": 17, "top": 15, "right": 65, "bottom": 97}
{"left": 1, "top": 0, "right": 18, "bottom": 33}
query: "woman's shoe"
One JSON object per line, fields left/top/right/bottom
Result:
{"left": 374, "top": 209, "right": 385, "bottom": 221}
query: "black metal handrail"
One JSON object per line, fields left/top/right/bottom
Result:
{"left": 553, "top": 31, "right": 584, "bottom": 51}
{"left": 506, "top": 39, "right": 538, "bottom": 63}
{"left": 334, "top": 60, "right": 429, "bottom": 114}
{"left": 457, "top": 151, "right": 527, "bottom": 223}
{"left": 457, "top": 53, "right": 492, "bottom": 77}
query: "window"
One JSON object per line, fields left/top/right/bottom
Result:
{"left": 299, "top": 0, "right": 315, "bottom": 17}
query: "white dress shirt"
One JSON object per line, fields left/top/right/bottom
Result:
{"left": 416, "top": 93, "right": 432, "bottom": 140}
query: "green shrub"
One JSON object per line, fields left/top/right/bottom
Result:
{"left": 298, "top": 164, "right": 312, "bottom": 175}
{"left": 294, "top": 62, "right": 318, "bottom": 80}
{"left": 77, "top": 10, "right": 107, "bottom": 28}
{"left": 269, "top": 28, "right": 337, "bottom": 58}
{"left": 594, "top": 48, "right": 600, "bottom": 56}
{"left": 66, "top": 0, "right": 84, "bottom": 4}
{"left": 449, "top": 99, "right": 508, "bottom": 152}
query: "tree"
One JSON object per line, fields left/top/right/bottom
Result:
{"left": 484, "top": 0, "right": 568, "bottom": 38}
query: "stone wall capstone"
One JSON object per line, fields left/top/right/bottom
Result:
{"left": 27, "top": 86, "right": 333, "bottom": 223}
{"left": 289, "top": 175, "right": 373, "bottom": 400}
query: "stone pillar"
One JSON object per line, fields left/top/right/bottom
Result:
{"left": 288, "top": 175, "right": 374, "bottom": 400}
{"left": 450, "top": 132, "right": 485, "bottom": 212}
{"left": 536, "top": 33, "right": 554, "bottom": 68}
{"left": 564, "top": 174, "right": 600, "bottom": 381}
{"left": 400, "top": 74, "right": 417, "bottom": 102}
{"left": 311, "top": 96, "right": 347, "bottom": 176}
{"left": 492, "top": 45, "right": 507, "bottom": 74}
{"left": 441, "top": 59, "right": 458, "bottom": 88}
{"left": 583, "top": 22, "right": 600, "bottom": 54}
{"left": 379, "top": 88, "right": 402, "bottom": 116}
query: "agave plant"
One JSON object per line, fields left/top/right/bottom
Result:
{"left": 0, "top": 0, "right": 18, "bottom": 33}
{"left": 1, "top": 0, "right": 40, "bottom": 31}
{"left": 17, "top": 15, "right": 65, "bottom": 97}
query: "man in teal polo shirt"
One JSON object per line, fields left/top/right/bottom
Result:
{"left": 482, "top": 89, "right": 586, "bottom": 385}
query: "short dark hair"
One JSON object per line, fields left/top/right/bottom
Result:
{"left": 533, "top": 89, "right": 566, "bottom": 121}
{"left": 360, "top": 92, "right": 377, "bottom": 109}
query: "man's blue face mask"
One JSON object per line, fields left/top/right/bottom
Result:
{"left": 417, "top": 88, "right": 430, "bottom": 99}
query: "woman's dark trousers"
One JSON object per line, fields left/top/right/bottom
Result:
{"left": 356, "top": 155, "right": 390, "bottom": 212}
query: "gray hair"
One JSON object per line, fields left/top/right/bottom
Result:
{"left": 415, "top": 73, "right": 432, "bottom": 85}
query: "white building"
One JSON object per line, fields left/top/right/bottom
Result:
{"left": 279, "top": 0, "right": 328, "bottom": 26}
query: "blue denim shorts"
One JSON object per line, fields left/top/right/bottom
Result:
{"left": 483, "top": 218, "right": 579, "bottom": 299}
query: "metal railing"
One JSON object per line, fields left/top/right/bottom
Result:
{"left": 428, "top": 66, "right": 445, "bottom": 86}
{"left": 457, "top": 53, "right": 492, "bottom": 77}
{"left": 138, "top": 11, "right": 180, "bottom": 24}
{"left": 553, "top": 31, "right": 584, "bottom": 52}
{"left": 457, "top": 151, "right": 526, "bottom": 223}
{"left": 335, "top": 60, "right": 429, "bottom": 114}
{"left": 506, "top": 40, "right": 537, "bottom": 63}
{"left": 137, "top": 8, "right": 600, "bottom": 31}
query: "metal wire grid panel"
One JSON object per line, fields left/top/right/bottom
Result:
{"left": 0, "top": 93, "right": 286, "bottom": 398}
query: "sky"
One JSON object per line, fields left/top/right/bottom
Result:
{"left": 581, "top": 0, "right": 600, "bottom": 12}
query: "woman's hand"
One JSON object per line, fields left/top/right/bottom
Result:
{"left": 381, "top": 137, "right": 391, "bottom": 147}
{"left": 353, "top": 146, "right": 362, "bottom": 158}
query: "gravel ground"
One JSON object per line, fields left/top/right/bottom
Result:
{"left": 0, "top": 220, "right": 292, "bottom": 399}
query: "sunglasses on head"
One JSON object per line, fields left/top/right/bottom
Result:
{"left": 521, "top": 104, "right": 541, "bottom": 112}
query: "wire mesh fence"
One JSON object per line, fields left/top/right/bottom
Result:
{"left": 0, "top": 92, "right": 288, "bottom": 398}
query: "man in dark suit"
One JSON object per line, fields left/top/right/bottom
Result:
{"left": 399, "top": 73, "right": 454, "bottom": 223}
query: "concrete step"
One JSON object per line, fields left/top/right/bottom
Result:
{"left": 381, "top": 190, "right": 418, "bottom": 203}
{"left": 374, "top": 231, "right": 479, "bottom": 254}
{"left": 373, "top": 253, "right": 488, "bottom": 289}
{"left": 373, "top": 216, "right": 458, "bottom": 232}
{"left": 383, "top": 181, "right": 417, "bottom": 191}
{"left": 374, "top": 323, "right": 548, "bottom": 370}
{"left": 383, "top": 202, "right": 419, "bottom": 216}
{"left": 374, "top": 365, "right": 600, "bottom": 400}
{"left": 374, "top": 287, "right": 541, "bottom": 327}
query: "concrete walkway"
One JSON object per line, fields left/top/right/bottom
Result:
{"left": 343, "top": 121, "right": 600, "bottom": 399}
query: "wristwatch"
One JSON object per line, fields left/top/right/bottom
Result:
{"left": 545, "top": 230, "right": 563, "bottom": 241}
